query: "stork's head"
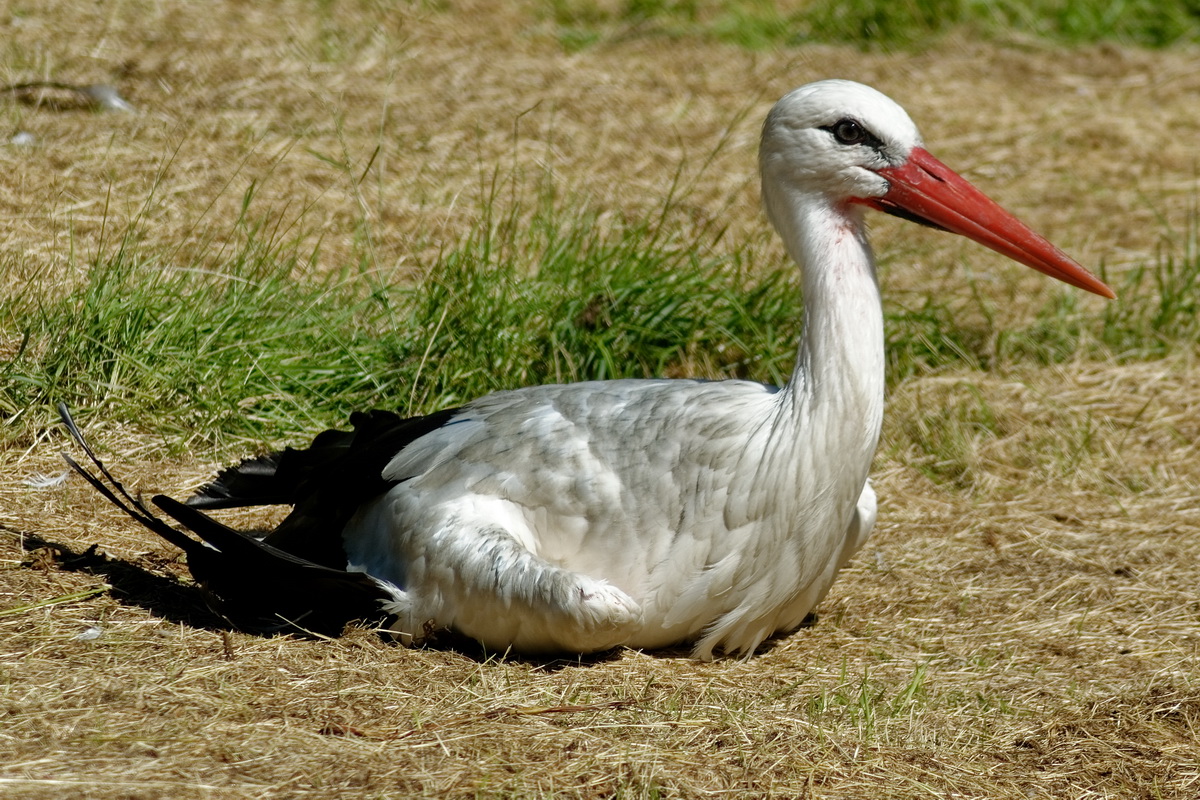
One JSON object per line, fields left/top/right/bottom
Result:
{"left": 761, "top": 80, "right": 918, "bottom": 203}
{"left": 760, "top": 79, "right": 1114, "bottom": 299}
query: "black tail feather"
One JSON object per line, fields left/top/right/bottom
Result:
{"left": 58, "top": 404, "right": 394, "bottom": 637}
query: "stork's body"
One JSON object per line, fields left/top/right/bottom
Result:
{"left": 64, "top": 81, "right": 1112, "bottom": 658}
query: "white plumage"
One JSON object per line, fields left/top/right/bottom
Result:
{"left": 64, "top": 80, "right": 1113, "bottom": 659}
{"left": 348, "top": 377, "right": 877, "bottom": 658}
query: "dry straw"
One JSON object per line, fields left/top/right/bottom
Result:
{"left": 3, "top": 2, "right": 1200, "bottom": 797}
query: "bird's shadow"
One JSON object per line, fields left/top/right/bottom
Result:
{"left": 12, "top": 527, "right": 644, "bottom": 669}
{"left": 13, "top": 527, "right": 231, "bottom": 631}
{"left": 14, "top": 526, "right": 813, "bottom": 668}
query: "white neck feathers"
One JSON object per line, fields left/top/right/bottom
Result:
{"left": 761, "top": 181, "right": 886, "bottom": 517}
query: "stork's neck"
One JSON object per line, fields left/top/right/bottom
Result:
{"left": 768, "top": 187, "right": 886, "bottom": 477}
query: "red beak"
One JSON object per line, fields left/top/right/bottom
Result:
{"left": 860, "top": 147, "right": 1115, "bottom": 299}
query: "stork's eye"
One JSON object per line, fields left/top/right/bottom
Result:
{"left": 831, "top": 118, "right": 868, "bottom": 146}
{"left": 819, "top": 118, "right": 885, "bottom": 151}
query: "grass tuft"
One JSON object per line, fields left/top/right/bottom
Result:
{"left": 0, "top": 179, "right": 803, "bottom": 449}
{"left": 541, "top": 0, "right": 1200, "bottom": 50}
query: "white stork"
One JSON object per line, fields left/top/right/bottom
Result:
{"left": 62, "top": 80, "right": 1113, "bottom": 659}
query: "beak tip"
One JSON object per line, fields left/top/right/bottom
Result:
{"left": 1087, "top": 277, "right": 1117, "bottom": 300}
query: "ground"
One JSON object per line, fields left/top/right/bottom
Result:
{"left": 2, "top": 2, "right": 1200, "bottom": 798}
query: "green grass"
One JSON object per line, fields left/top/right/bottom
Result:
{"left": 543, "top": 0, "right": 1200, "bottom": 51}
{"left": 0, "top": 179, "right": 800, "bottom": 449}
{"left": 3, "top": 173, "right": 1197, "bottom": 452}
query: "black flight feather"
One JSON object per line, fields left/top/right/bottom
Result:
{"left": 188, "top": 406, "right": 462, "bottom": 568}
{"left": 56, "top": 403, "right": 471, "bottom": 636}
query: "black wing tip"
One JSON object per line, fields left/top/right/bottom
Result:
{"left": 56, "top": 403, "right": 205, "bottom": 556}
{"left": 56, "top": 403, "right": 396, "bottom": 639}
{"left": 151, "top": 493, "right": 396, "bottom": 637}
{"left": 57, "top": 402, "right": 86, "bottom": 447}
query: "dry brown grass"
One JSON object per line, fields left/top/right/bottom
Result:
{"left": 3, "top": 2, "right": 1200, "bottom": 797}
